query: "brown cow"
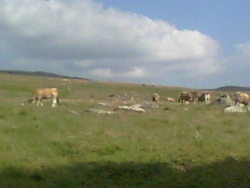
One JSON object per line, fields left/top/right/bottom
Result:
{"left": 178, "top": 91, "right": 197, "bottom": 105}
{"left": 234, "top": 92, "right": 249, "bottom": 106}
{"left": 29, "top": 88, "right": 59, "bottom": 107}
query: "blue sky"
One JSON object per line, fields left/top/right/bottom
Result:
{"left": 0, "top": 0, "right": 249, "bottom": 88}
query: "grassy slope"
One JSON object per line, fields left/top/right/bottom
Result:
{"left": 0, "top": 73, "right": 249, "bottom": 188}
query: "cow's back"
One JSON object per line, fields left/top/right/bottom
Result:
{"left": 36, "top": 88, "right": 58, "bottom": 97}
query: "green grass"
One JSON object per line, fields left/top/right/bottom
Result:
{"left": 0, "top": 73, "right": 249, "bottom": 187}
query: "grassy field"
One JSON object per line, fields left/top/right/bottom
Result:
{"left": 0, "top": 73, "right": 249, "bottom": 188}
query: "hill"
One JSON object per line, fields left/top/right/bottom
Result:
{"left": 1, "top": 70, "right": 250, "bottom": 91}
{"left": 0, "top": 70, "right": 89, "bottom": 81}
{"left": 214, "top": 85, "right": 250, "bottom": 92}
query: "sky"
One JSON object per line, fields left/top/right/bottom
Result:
{"left": 0, "top": 0, "right": 249, "bottom": 88}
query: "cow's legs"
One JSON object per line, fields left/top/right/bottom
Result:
{"left": 36, "top": 97, "right": 43, "bottom": 106}
{"left": 52, "top": 98, "right": 57, "bottom": 107}
{"left": 37, "top": 100, "right": 43, "bottom": 106}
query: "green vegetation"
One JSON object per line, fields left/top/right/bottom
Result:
{"left": 0, "top": 73, "right": 249, "bottom": 187}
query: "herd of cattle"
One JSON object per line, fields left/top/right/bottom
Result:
{"left": 153, "top": 90, "right": 250, "bottom": 108}
{"left": 28, "top": 87, "right": 250, "bottom": 110}
{"left": 178, "top": 91, "right": 211, "bottom": 105}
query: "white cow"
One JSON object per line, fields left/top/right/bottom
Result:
{"left": 198, "top": 91, "right": 211, "bottom": 104}
{"left": 29, "top": 88, "right": 59, "bottom": 107}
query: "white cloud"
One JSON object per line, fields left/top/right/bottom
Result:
{"left": 0, "top": 0, "right": 222, "bottom": 87}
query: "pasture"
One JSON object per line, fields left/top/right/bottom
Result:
{"left": 0, "top": 73, "right": 249, "bottom": 187}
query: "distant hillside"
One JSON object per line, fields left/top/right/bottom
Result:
{"left": 214, "top": 85, "right": 250, "bottom": 92}
{"left": 0, "top": 70, "right": 90, "bottom": 81}
{"left": 1, "top": 70, "right": 249, "bottom": 92}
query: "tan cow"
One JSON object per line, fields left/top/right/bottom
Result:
{"left": 166, "top": 97, "right": 176, "bottom": 103}
{"left": 152, "top": 93, "right": 160, "bottom": 103}
{"left": 29, "top": 88, "right": 59, "bottom": 107}
{"left": 234, "top": 92, "right": 249, "bottom": 106}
